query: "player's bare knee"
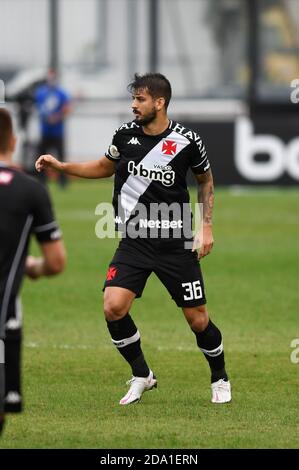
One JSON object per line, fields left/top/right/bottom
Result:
{"left": 103, "top": 295, "right": 128, "bottom": 321}
{"left": 183, "top": 305, "right": 209, "bottom": 332}
{"left": 191, "top": 315, "right": 209, "bottom": 332}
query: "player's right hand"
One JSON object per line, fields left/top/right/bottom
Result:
{"left": 35, "top": 154, "right": 63, "bottom": 173}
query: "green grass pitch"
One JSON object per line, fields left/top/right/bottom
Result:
{"left": 1, "top": 179, "right": 299, "bottom": 448}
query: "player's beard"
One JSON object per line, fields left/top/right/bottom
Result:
{"left": 134, "top": 108, "right": 157, "bottom": 126}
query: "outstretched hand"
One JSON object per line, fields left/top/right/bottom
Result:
{"left": 35, "top": 154, "right": 63, "bottom": 173}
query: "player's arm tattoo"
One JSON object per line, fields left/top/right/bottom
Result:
{"left": 194, "top": 169, "right": 214, "bottom": 225}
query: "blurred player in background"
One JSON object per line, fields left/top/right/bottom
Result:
{"left": 35, "top": 68, "right": 71, "bottom": 188}
{"left": 0, "top": 108, "right": 66, "bottom": 435}
{"left": 35, "top": 73, "right": 232, "bottom": 406}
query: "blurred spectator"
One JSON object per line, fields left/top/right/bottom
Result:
{"left": 35, "top": 69, "right": 71, "bottom": 187}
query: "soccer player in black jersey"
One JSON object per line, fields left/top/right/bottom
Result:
{"left": 36, "top": 73, "right": 232, "bottom": 405}
{"left": 0, "top": 108, "right": 66, "bottom": 434}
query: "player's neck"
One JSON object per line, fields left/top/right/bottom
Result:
{"left": 0, "top": 152, "right": 12, "bottom": 164}
{"left": 142, "top": 116, "right": 169, "bottom": 136}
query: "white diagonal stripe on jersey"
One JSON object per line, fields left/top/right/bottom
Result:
{"left": 0, "top": 215, "right": 33, "bottom": 337}
{"left": 0, "top": 340, "right": 4, "bottom": 363}
{"left": 120, "top": 131, "right": 190, "bottom": 221}
{"left": 5, "top": 297, "right": 23, "bottom": 331}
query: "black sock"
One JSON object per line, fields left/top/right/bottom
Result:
{"left": 4, "top": 328, "right": 22, "bottom": 412}
{"left": 193, "top": 320, "right": 228, "bottom": 383}
{"left": 106, "top": 314, "right": 150, "bottom": 378}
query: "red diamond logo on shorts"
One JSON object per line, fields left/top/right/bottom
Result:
{"left": 106, "top": 266, "right": 117, "bottom": 281}
{"left": 162, "top": 140, "right": 177, "bottom": 156}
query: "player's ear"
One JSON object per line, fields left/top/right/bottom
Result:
{"left": 155, "top": 97, "right": 165, "bottom": 111}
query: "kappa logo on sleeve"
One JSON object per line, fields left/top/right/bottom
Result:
{"left": 127, "top": 137, "right": 141, "bottom": 145}
{"left": 50, "top": 229, "right": 62, "bottom": 240}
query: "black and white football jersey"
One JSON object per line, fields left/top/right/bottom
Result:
{"left": 0, "top": 164, "right": 61, "bottom": 303}
{"left": 105, "top": 120, "right": 210, "bottom": 239}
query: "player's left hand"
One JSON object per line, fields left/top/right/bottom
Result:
{"left": 192, "top": 225, "right": 214, "bottom": 259}
{"left": 47, "top": 113, "right": 62, "bottom": 124}
{"left": 25, "top": 256, "right": 43, "bottom": 280}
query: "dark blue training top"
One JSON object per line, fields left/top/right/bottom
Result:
{"left": 35, "top": 84, "right": 70, "bottom": 138}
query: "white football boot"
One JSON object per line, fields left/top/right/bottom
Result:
{"left": 119, "top": 370, "right": 157, "bottom": 405}
{"left": 211, "top": 379, "right": 232, "bottom": 404}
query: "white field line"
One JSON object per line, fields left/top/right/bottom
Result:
{"left": 25, "top": 342, "right": 197, "bottom": 352}
{"left": 228, "top": 185, "right": 299, "bottom": 196}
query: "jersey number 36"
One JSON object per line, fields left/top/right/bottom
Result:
{"left": 182, "top": 280, "right": 203, "bottom": 300}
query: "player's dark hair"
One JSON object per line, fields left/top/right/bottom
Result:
{"left": 128, "top": 73, "right": 172, "bottom": 109}
{"left": 0, "top": 108, "right": 13, "bottom": 153}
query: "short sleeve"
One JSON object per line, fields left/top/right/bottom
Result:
{"left": 31, "top": 184, "right": 62, "bottom": 243}
{"left": 105, "top": 129, "right": 121, "bottom": 162}
{"left": 190, "top": 139, "right": 210, "bottom": 175}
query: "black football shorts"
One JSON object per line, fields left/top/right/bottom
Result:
{"left": 103, "top": 237, "right": 206, "bottom": 307}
